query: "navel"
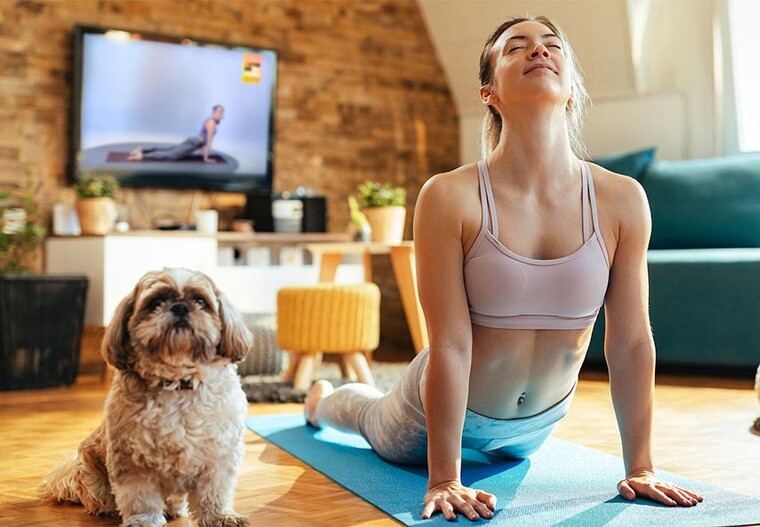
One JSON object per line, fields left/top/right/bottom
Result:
{"left": 517, "top": 392, "right": 526, "bottom": 406}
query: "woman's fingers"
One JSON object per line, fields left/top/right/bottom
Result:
{"left": 439, "top": 499, "right": 457, "bottom": 521}
{"left": 675, "top": 485, "right": 704, "bottom": 502}
{"left": 421, "top": 500, "right": 437, "bottom": 519}
{"left": 646, "top": 485, "right": 678, "bottom": 506}
{"left": 449, "top": 495, "right": 479, "bottom": 521}
{"left": 465, "top": 495, "right": 494, "bottom": 519}
{"left": 617, "top": 479, "right": 636, "bottom": 501}
{"left": 475, "top": 489, "right": 498, "bottom": 510}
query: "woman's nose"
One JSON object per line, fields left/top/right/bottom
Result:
{"left": 530, "top": 45, "right": 550, "bottom": 59}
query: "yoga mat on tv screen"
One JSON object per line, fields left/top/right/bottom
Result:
{"left": 246, "top": 414, "right": 760, "bottom": 527}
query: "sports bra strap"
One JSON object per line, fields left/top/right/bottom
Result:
{"left": 476, "top": 160, "right": 490, "bottom": 237}
{"left": 581, "top": 161, "right": 590, "bottom": 242}
{"left": 479, "top": 159, "right": 499, "bottom": 237}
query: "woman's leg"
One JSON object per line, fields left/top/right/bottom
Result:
{"left": 307, "top": 349, "right": 431, "bottom": 465}
{"left": 142, "top": 137, "right": 202, "bottom": 160}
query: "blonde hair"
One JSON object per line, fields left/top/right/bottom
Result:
{"left": 479, "top": 16, "right": 590, "bottom": 158}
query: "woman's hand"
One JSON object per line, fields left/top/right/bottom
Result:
{"left": 422, "top": 480, "right": 496, "bottom": 521}
{"left": 617, "top": 469, "right": 704, "bottom": 506}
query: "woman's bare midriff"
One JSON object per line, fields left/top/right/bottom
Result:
{"left": 466, "top": 323, "right": 593, "bottom": 419}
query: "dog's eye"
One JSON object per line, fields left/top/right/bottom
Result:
{"left": 194, "top": 296, "right": 207, "bottom": 308}
{"left": 147, "top": 298, "right": 165, "bottom": 311}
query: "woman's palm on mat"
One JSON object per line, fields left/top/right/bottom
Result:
{"left": 422, "top": 480, "right": 496, "bottom": 521}
{"left": 619, "top": 470, "right": 704, "bottom": 507}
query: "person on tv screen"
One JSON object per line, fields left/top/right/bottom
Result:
{"left": 127, "top": 104, "right": 224, "bottom": 163}
{"left": 302, "top": 15, "right": 704, "bottom": 522}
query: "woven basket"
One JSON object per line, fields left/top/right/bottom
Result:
{"left": 0, "top": 275, "right": 89, "bottom": 390}
{"left": 362, "top": 206, "right": 406, "bottom": 243}
{"left": 76, "top": 197, "right": 116, "bottom": 235}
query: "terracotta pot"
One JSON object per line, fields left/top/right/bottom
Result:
{"left": 76, "top": 198, "right": 117, "bottom": 235}
{"left": 362, "top": 206, "right": 406, "bottom": 243}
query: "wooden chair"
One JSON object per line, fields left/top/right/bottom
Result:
{"left": 277, "top": 283, "right": 380, "bottom": 391}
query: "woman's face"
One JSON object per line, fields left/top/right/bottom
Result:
{"left": 484, "top": 21, "right": 573, "bottom": 114}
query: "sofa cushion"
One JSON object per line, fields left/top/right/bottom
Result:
{"left": 592, "top": 147, "right": 656, "bottom": 180}
{"left": 586, "top": 248, "right": 760, "bottom": 371}
{"left": 641, "top": 153, "right": 760, "bottom": 249}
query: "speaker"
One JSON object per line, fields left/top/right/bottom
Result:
{"left": 244, "top": 192, "right": 273, "bottom": 232}
{"left": 301, "top": 196, "right": 327, "bottom": 232}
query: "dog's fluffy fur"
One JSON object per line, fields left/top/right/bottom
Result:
{"left": 40, "top": 268, "right": 253, "bottom": 527}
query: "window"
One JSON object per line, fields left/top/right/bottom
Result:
{"left": 729, "top": 0, "right": 760, "bottom": 152}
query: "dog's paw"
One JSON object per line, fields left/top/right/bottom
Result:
{"left": 198, "top": 512, "right": 249, "bottom": 527}
{"left": 164, "top": 495, "right": 189, "bottom": 519}
{"left": 120, "top": 512, "right": 167, "bottom": 527}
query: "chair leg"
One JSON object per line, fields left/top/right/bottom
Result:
{"left": 345, "top": 351, "right": 375, "bottom": 387}
{"left": 339, "top": 355, "right": 357, "bottom": 381}
{"left": 293, "top": 353, "right": 320, "bottom": 391}
{"left": 282, "top": 352, "right": 302, "bottom": 383}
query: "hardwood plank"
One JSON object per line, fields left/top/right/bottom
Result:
{"left": 1, "top": 368, "right": 758, "bottom": 526}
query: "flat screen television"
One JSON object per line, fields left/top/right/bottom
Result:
{"left": 69, "top": 25, "right": 277, "bottom": 193}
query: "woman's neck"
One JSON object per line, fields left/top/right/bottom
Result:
{"left": 488, "top": 105, "right": 578, "bottom": 193}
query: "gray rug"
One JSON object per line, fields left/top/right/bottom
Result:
{"left": 240, "top": 360, "right": 408, "bottom": 403}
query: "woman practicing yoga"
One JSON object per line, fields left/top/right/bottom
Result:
{"left": 127, "top": 104, "right": 224, "bottom": 163}
{"left": 304, "top": 15, "right": 703, "bottom": 521}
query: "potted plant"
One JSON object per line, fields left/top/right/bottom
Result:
{"left": 356, "top": 181, "right": 407, "bottom": 243}
{"left": 0, "top": 175, "right": 89, "bottom": 390}
{"left": 75, "top": 174, "right": 119, "bottom": 235}
{"left": 0, "top": 176, "right": 45, "bottom": 273}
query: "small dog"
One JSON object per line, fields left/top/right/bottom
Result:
{"left": 40, "top": 268, "right": 253, "bottom": 527}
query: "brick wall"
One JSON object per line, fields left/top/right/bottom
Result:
{"left": 0, "top": 0, "right": 458, "bottom": 233}
{"left": 1, "top": 0, "right": 459, "bottom": 363}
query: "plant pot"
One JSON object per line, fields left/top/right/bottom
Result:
{"left": 76, "top": 197, "right": 117, "bottom": 235}
{"left": 362, "top": 206, "right": 406, "bottom": 243}
{"left": 0, "top": 274, "right": 89, "bottom": 390}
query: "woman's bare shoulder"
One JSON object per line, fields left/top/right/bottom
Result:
{"left": 587, "top": 162, "right": 651, "bottom": 236}
{"left": 419, "top": 163, "right": 480, "bottom": 207}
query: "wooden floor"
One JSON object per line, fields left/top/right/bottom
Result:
{"left": 1, "top": 367, "right": 759, "bottom": 526}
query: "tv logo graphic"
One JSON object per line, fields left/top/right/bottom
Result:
{"left": 243, "top": 53, "right": 263, "bottom": 84}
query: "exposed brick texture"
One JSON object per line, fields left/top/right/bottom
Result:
{"left": 1, "top": 0, "right": 459, "bottom": 361}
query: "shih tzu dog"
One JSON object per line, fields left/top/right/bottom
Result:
{"left": 40, "top": 268, "right": 253, "bottom": 527}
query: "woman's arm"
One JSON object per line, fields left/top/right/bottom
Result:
{"left": 602, "top": 175, "right": 703, "bottom": 507}
{"left": 414, "top": 174, "right": 495, "bottom": 521}
{"left": 202, "top": 119, "right": 217, "bottom": 162}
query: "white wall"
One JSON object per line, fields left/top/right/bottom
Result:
{"left": 417, "top": 0, "right": 737, "bottom": 163}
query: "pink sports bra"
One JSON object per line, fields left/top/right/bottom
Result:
{"left": 464, "top": 159, "right": 610, "bottom": 330}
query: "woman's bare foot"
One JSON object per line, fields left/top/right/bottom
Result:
{"left": 304, "top": 380, "right": 334, "bottom": 427}
{"left": 127, "top": 147, "right": 143, "bottom": 161}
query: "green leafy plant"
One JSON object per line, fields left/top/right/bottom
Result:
{"left": 0, "top": 173, "right": 46, "bottom": 274}
{"left": 74, "top": 174, "right": 119, "bottom": 199}
{"left": 347, "top": 196, "right": 369, "bottom": 227}
{"left": 357, "top": 181, "right": 406, "bottom": 208}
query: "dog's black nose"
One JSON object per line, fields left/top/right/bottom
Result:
{"left": 171, "top": 302, "right": 189, "bottom": 317}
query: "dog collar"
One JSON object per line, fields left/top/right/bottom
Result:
{"left": 160, "top": 378, "right": 195, "bottom": 391}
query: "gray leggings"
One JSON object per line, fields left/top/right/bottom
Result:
{"left": 314, "top": 348, "right": 576, "bottom": 465}
{"left": 142, "top": 136, "right": 204, "bottom": 160}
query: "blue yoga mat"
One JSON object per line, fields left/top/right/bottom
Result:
{"left": 246, "top": 414, "right": 760, "bottom": 526}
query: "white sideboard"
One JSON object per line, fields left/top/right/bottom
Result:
{"left": 46, "top": 232, "right": 362, "bottom": 326}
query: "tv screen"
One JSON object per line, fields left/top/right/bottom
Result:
{"left": 70, "top": 25, "right": 277, "bottom": 193}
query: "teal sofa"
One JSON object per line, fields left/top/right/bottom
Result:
{"left": 586, "top": 152, "right": 760, "bottom": 374}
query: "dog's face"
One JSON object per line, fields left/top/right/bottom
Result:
{"left": 102, "top": 268, "right": 252, "bottom": 381}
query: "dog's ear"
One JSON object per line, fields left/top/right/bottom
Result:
{"left": 101, "top": 290, "right": 136, "bottom": 370}
{"left": 216, "top": 292, "right": 253, "bottom": 362}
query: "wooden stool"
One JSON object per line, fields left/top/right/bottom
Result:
{"left": 276, "top": 283, "right": 380, "bottom": 391}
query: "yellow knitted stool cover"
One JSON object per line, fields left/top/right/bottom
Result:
{"left": 276, "top": 283, "right": 380, "bottom": 353}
